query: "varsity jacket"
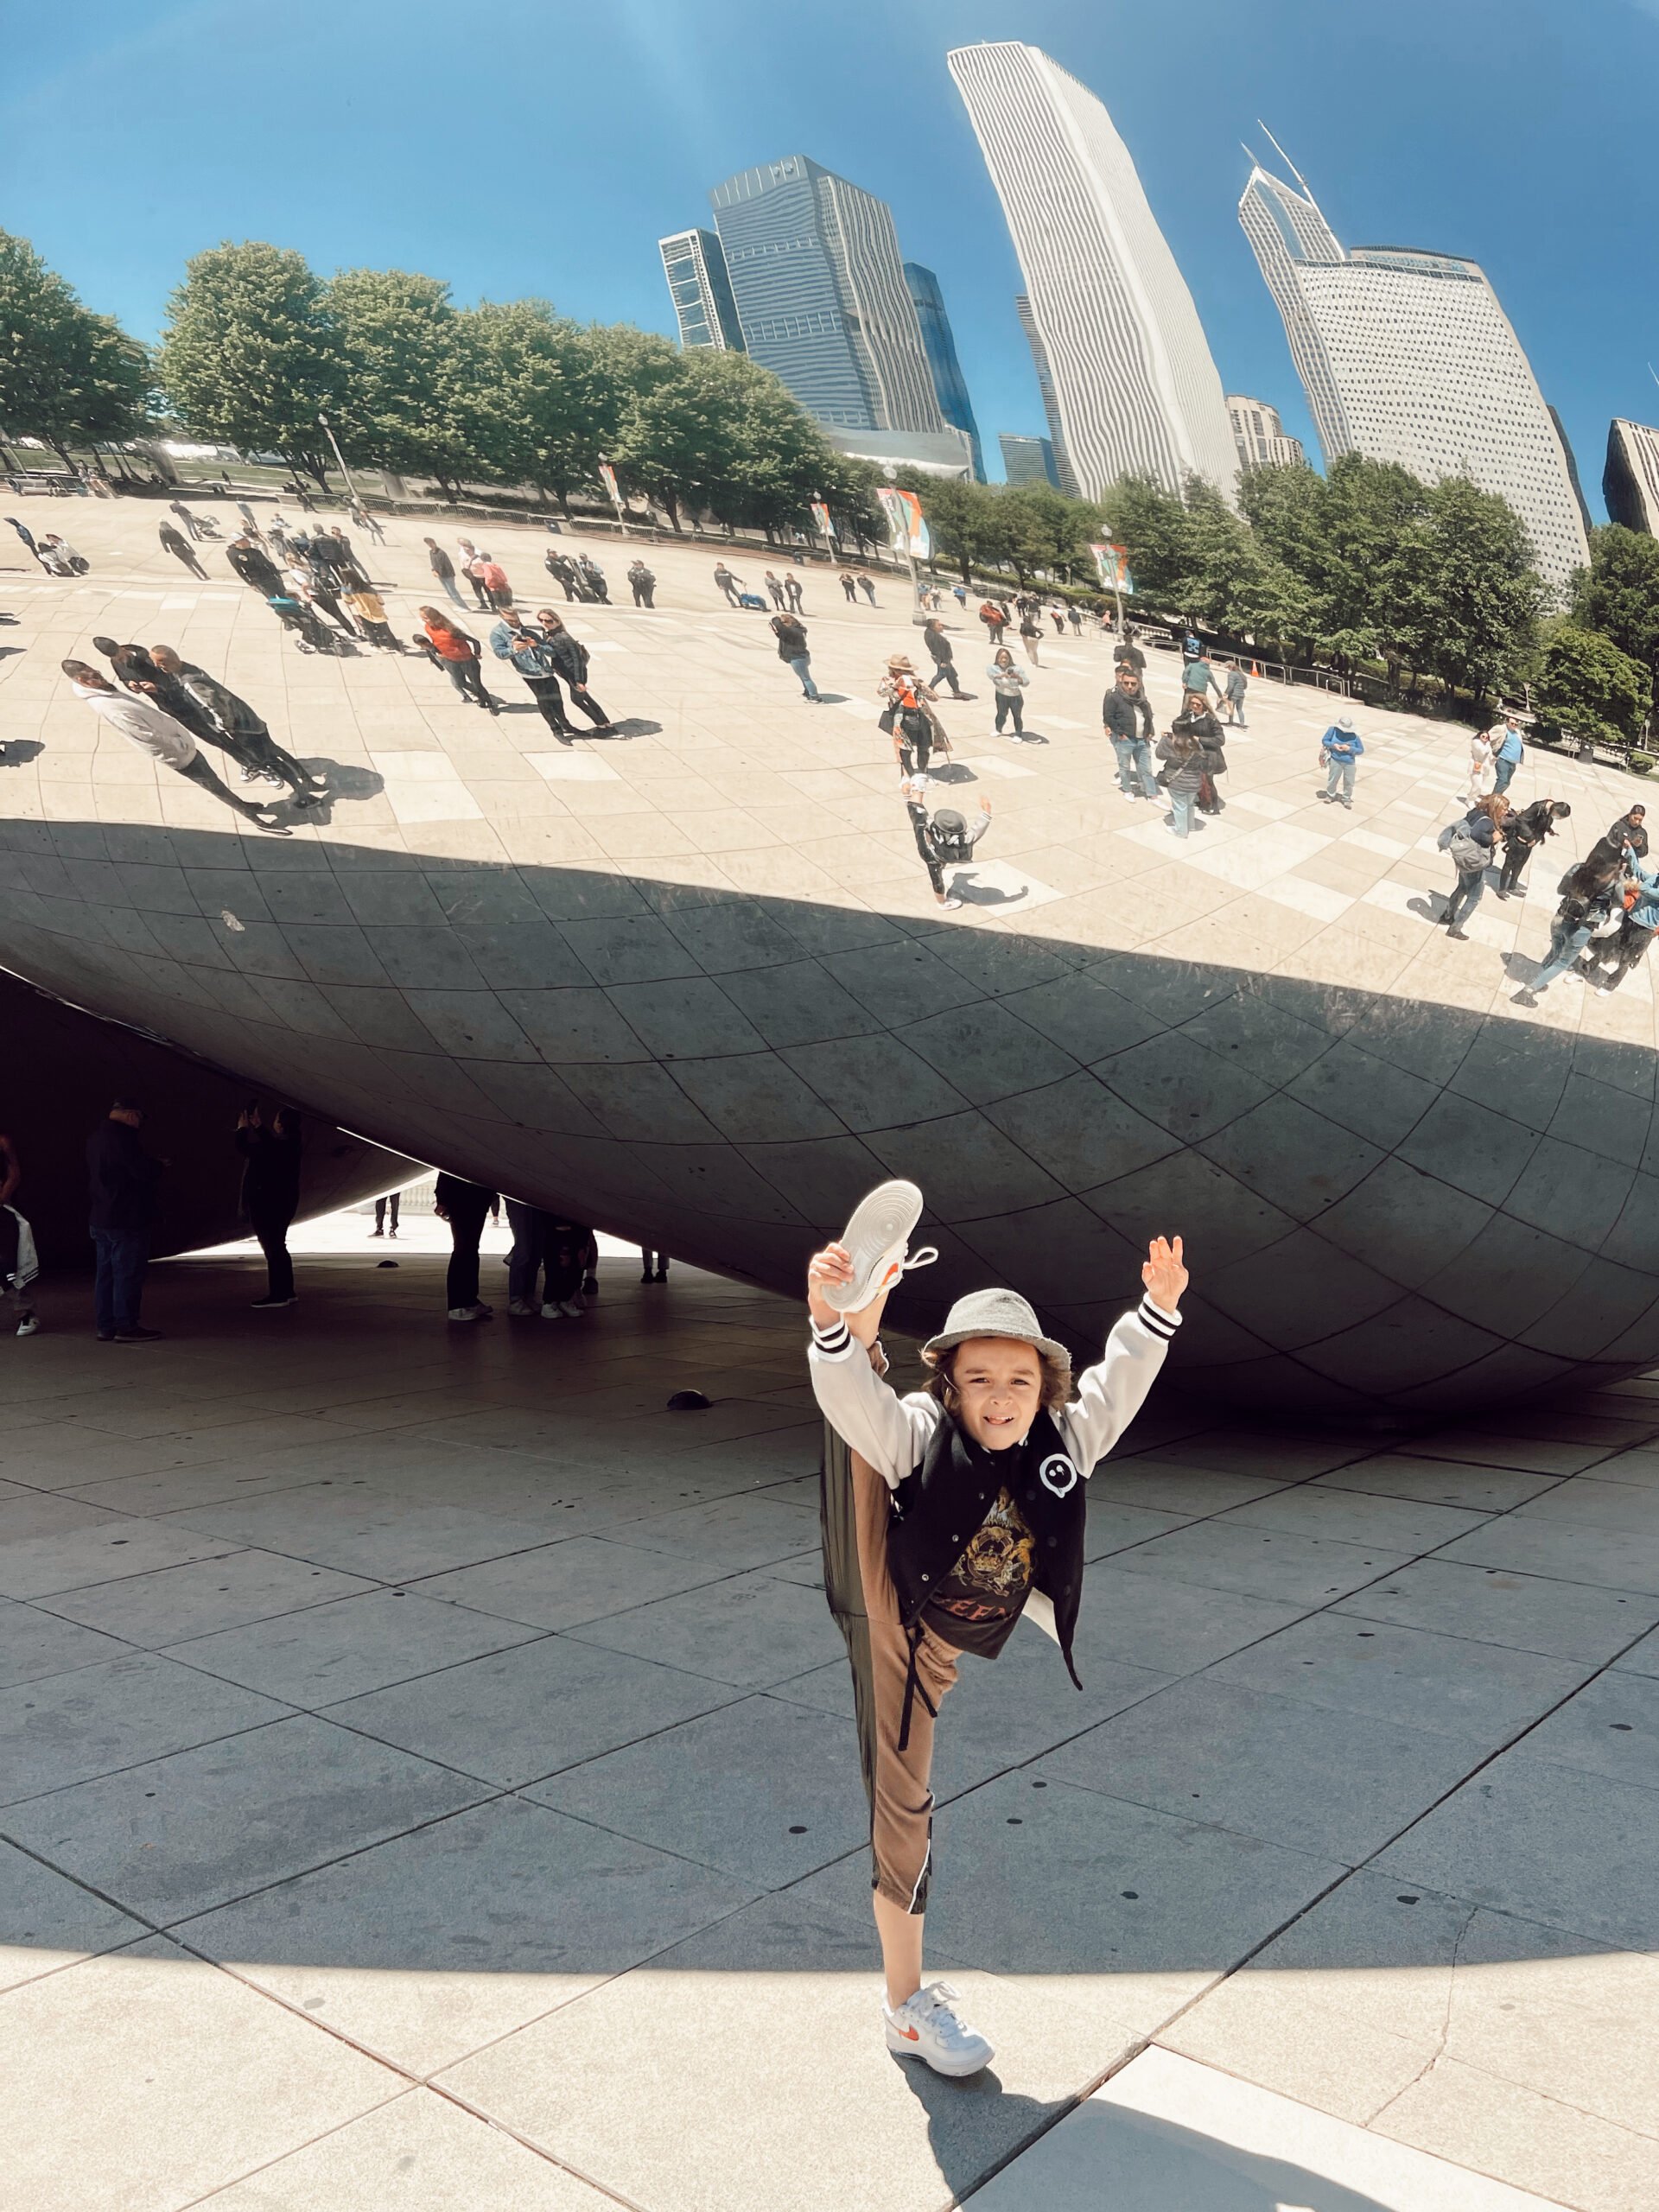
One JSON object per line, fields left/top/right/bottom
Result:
{"left": 810, "top": 1295, "right": 1179, "bottom": 1669}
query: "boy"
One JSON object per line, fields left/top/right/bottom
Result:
{"left": 809, "top": 1181, "right": 1186, "bottom": 2077}
{"left": 1317, "top": 716, "right": 1364, "bottom": 808}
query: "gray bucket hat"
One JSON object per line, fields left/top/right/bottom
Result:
{"left": 921, "top": 1288, "right": 1069, "bottom": 1367}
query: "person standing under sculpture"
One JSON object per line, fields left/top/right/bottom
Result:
{"left": 627, "top": 558, "right": 656, "bottom": 607}
{"left": 713, "top": 561, "right": 742, "bottom": 606}
{"left": 158, "top": 521, "right": 207, "bottom": 580}
{"left": 808, "top": 1179, "right": 1185, "bottom": 2077}
{"left": 1440, "top": 797, "right": 1506, "bottom": 939}
{"left": 489, "top": 608, "right": 578, "bottom": 734}
{"left": 87, "top": 1099, "right": 165, "bottom": 1342}
{"left": 1496, "top": 798, "right": 1569, "bottom": 901}
{"left": 770, "top": 607, "right": 820, "bottom": 701}
{"left": 435, "top": 1173, "right": 498, "bottom": 1322}
{"left": 1516, "top": 857, "right": 1624, "bottom": 1004}
{"left": 1220, "top": 660, "right": 1249, "bottom": 728}
{"left": 236, "top": 1105, "right": 302, "bottom": 1308}
{"left": 0, "top": 1129, "right": 39, "bottom": 1338}
{"left": 228, "top": 532, "right": 283, "bottom": 597}
{"left": 63, "top": 662, "right": 290, "bottom": 834}
{"left": 371, "top": 1190, "right": 402, "bottom": 1238}
{"left": 417, "top": 609, "right": 500, "bottom": 712}
{"left": 533, "top": 610, "right": 614, "bottom": 734}
{"left": 1588, "top": 850, "right": 1659, "bottom": 992}
{"left": 1102, "top": 663, "right": 1156, "bottom": 799}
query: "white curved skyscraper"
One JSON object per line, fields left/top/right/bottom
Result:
{"left": 948, "top": 41, "right": 1237, "bottom": 502}
{"left": 1240, "top": 159, "right": 1589, "bottom": 590}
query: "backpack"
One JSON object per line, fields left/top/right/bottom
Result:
{"left": 928, "top": 809, "right": 972, "bottom": 863}
{"left": 1448, "top": 827, "right": 1487, "bottom": 873}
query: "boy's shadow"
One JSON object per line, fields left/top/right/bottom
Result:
{"left": 927, "top": 762, "right": 978, "bottom": 785}
{"left": 0, "top": 737, "right": 43, "bottom": 764}
{"left": 280, "top": 760, "right": 384, "bottom": 826}
{"left": 950, "top": 870, "right": 1029, "bottom": 907}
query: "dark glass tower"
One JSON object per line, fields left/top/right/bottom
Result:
{"left": 903, "top": 263, "right": 984, "bottom": 480}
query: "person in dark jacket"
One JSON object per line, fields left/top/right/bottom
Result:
{"left": 1497, "top": 798, "right": 1570, "bottom": 899}
{"left": 423, "top": 537, "right": 466, "bottom": 608}
{"left": 434, "top": 1173, "right": 499, "bottom": 1321}
{"left": 806, "top": 1191, "right": 1185, "bottom": 2077}
{"left": 1101, "top": 665, "right": 1156, "bottom": 798}
{"left": 227, "top": 533, "right": 284, "bottom": 597}
{"left": 149, "top": 646, "right": 326, "bottom": 804}
{"left": 1175, "top": 702, "right": 1228, "bottom": 815}
{"left": 236, "top": 1106, "right": 302, "bottom": 1307}
{"left": 626, "top": 559, "right": 657, "bottom": 607}
{"left": 1516, "top": 858, "right": 1624, "bottom": 1003}
{"left": 1154, "top": 727, "right": 1205, "bottom": 838}
{"left": 158, "top": 521, "right": 208, "bottom": 580}
{"left": 1112, "top": 630, "right": 1147, "bottom": 676}
{"left": 1440, "top": 798, "right": 1506, "bottom": 938}
{"left": 769, "top": 609, "right": 819, "bottom": 700}
{"left": 488, "top": 609, "right": 578, "bottom": 734}
{"left": 532, "top": 610, "right": 613, "bottom": 732}
{"left": 1586, "top": 805, "right": 1648, "bottom": 876}
{"left": 920, "top": 618, "right": 971, "bottom": 701}
{"left": 87, "top": 1100, "right": 164, "bottom": 1341}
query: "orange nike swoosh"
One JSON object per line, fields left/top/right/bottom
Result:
{"left": 894, "top": 2024, "right": 919, "bottom": 2041}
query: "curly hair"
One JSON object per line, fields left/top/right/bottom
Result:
{"left": 924, "top": 1340, "right": 1073, "bottom": 1415}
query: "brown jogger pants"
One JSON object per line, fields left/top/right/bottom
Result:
{"left": 821, "top": 1426, "right": 958, "bottom": 1914}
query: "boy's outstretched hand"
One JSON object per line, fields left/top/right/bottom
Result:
{"left": 807, "top": 1242, "right": 889, "bottom": 1347}
{"left": 1142, "top": 1234, "right": 1187, "bottom": 1313}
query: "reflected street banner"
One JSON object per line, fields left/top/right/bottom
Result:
{"left": 810, "top": 499, "right": 836, "bottom": 541}
{"left": 1090, "top": 541, "right": 1134, "bottom": 593}
{"left": 877, "top": 486, "right": 931, "bottom": 561}
{"left": 598, "top": 461, "right": 622, "bottom": 506}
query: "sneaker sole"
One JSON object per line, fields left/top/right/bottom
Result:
{"left": 819, "top": 1180, "right": 925, "bottom": 1313}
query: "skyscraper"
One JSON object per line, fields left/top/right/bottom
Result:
{"left": 999, "top": 434, "right": 1061, "bottom": 488}
{"left": 1014, "top": 296, "right": 1080, "bottom": 496}
{"left": 709, "top": 156, "right": 943, "bottom": 434}
{"left": 1239, "top": 158, "right": 1589, "bottom": 589}
{"left": 658, "top": 230, "right": 746, "bottom": 353}
{"left": 904, "top": 263, "right": 984, "bottom": 480}
{"left": 948, "top": 41, "right": 1237, "bottom": 502}
{"left": 1604, "top": 419, "right": 1659, "bottom": 536}
{"left": 1226, "top": 395, "right": 1306, "bottom": 471}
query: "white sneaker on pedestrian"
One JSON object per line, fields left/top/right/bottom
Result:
{"left": 508, "top": 1298, "right": 539, "bottom": 1317}
{"left": 539, "top": 1301, "right": 567, "bottom": 1319}
{"left": 883, "top": 1981, "right": 993, "bottom": 2077}
{"left": 16, "top": 1315, "right": 38, "bottom": 1338}
{"left": 819, "top": 1180, "right": 938, "bottom": 1313}
{"left": 559, "top": 1298, "right": 586, "bottom": 1318}
{"left": 448, "top": 1304, "right": 492, "bottom": 1322}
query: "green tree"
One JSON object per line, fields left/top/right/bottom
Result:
{"left": 613, "top": 348, "right": 839, "bottom": 536}
{"left": 461, "top": 299, "right": 604, "bottom": 510}
{"left": 1001, "top": 480, "right": 1104, "bottom": 585}
{"left": 157, "top": 242, "right": 333, "bottom": 484}
{"left": 1534, "top": 623, "right": 1651, "bottom": 748}
{"left": 894, "top": 473, "right": 1009, "bottom": 582}
{"left": 325, "top": 268, "right": 480, "bottom": 497}
{"left": 0, "top": 229, "right": 149, "bottom": 468}
{"left": 1572, "top": 525, "right": 1659, "bottom": 683}
{"left": 1400, "top": 476, "right": 1545, "bottom": 709}
{"left": 1096, "top": 474, "right": 1198, "bottom": 609}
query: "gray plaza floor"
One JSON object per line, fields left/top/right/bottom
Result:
{"left": 3, "top": 1243, "right": 1659, "bottom": 2209}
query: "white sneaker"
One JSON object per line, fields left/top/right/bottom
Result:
{"left": 447, "top": 1304, "right": 492, "bottom": 1322}
{"left": 507, "top": 1298, "right": 538, "bottom": 1317}
{"left": 883, "top": 1981, "right": 993, "bottom": 2077}
{"left": 818, "top": 1179, "right": 938, "bottom": 1313}
{"left": 560, "top": 1299, "right": 586, "bottom": 1318}
{"left": 16, "top": 1315, "right": 38, "bottom": 1338}
{"left": 539, "top": 1301, "right": 566, "bottom": 1319}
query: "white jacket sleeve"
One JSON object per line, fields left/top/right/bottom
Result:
{"left": 807, "top": 1316, "right": 938, "bottom": 1488}
{"left": 1057, "top": 1296, "right": 1181, "bottom": 1474}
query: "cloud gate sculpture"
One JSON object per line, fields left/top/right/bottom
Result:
{"left": 3, "top": 512, "right": 1656, "bottom": 1412}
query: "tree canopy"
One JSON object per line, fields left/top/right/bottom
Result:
{"left": 0, "top": 229, "right": 149, "bottom": 465}
{"left": 156, "top": 242, "right": 334, "bottom": 481}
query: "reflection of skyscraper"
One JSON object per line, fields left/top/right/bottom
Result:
{"left": 709, "top": 156, "right": 943, "bottom": 434}
{"left": 1605, "top": 419, "right": 1659, "bottom": 537}
{"left": 904, "top": 263, "right": 984, "bottom": 480}
{"left": 1239, "top": 157, "right": 1588, "bottom": 588}
{"left": 658, "top": 230, "right": 746, "bottom": 353}
{"left": 1225, "top": 394, "right": 1306, "bottom": 471}
{"left": 948, "top": 41, "right": 1237, "bottom": 501}
{"left": 1014, "top": 296, "right": 1079, "bottom": 495}
{"left": 999, "top": 434, "right": 1061, "bottom": 488}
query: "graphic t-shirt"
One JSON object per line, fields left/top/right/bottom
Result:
{"left": 924, "top": 1485, "right": 1036, "bottom": 1658}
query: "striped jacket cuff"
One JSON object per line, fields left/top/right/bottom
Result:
{"left": 1136, "top": 1296, "right": 1181, "bottom": 1340}
{"left": 809, "top": 1315, "right": 855, "bottom": 1359}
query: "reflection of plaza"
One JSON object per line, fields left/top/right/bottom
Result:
{"left": 4, "top": 497, "right": 1659, "bottom": 1410}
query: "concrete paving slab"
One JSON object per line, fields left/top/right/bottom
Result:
{"left": 0, "top": 1648, "right": 289, "bottom": 1803}
{"left": 194, "top": 2088, "right": 618, "bottom": 2209}
{"left": 0, "top": 1516, "right": 243, "bottom": 1599}
{"left": 3, "top": 1713, "right": 486, "bottom": 1923}
{"left": 1513, "top": 1476, "right": 1659, "bottom": 1539}
{"left": 1110, "top": 1520, "right": 1409, "bottom": 1606}
{"left": 1334, "top": 1559, "right": 1659, "bottom": 1663}
{"left": 163, "top": 1488, "right": 562, "bottom": 1580}
{"left": 1504, "top": 1669, "right": 1659, "bottom": 1785}
{"left": 1066, "top": 1563, "right": 1307, "bottom": 1675}
{"left": 163, "top": 1587, "right": 543, "bottom": 1705}
{"left": 436, "top": 1885, "right": 1204, "bottom": 2212}
{"left": 1089, "top": 1462, "right": 1299, "bottom": 1515}
{"left": 971, "top": 2046, "right": 1570, "bottom": 2211}
{"left": 0, "top": 1836, "right": 149, "bottom": 1994}
{"left": 0, "top": 1935, "right": 404, "bottom": 2212}
{"left": 527, "top": 1692, "right": 867, "bottom": 1889}
{"left": 178, "top": 1795, "right": 755, "bottom": 2076}
{"left": 325, "top": 1630, "right": 741, "bottom": 1785}
{"left": 1037, "top": 1677, "right": 1491, "bottom": 1862}
{"left": 35, "top": 1548, "right": 373, "bottom": 1647}
{"left": 0, "top": 1594, "right": 133, "bottom": 1688}
{"left": 601, "top": 1488, "right": 822, "bottom": 1569}
{"left": 1317, "top": 1456, "right": 1563, "bottom": 1511}
{"left": 1376, "top": 1752, "right": 1659, "bottom": 1950}
{"left": 1082, "top": 1497, "right": 1198, "bottom": 1560}
{"left": 1206, "top": 1614, "right": 1592, "bottom": 1743}
{"left": 0, "top": 1492, "right": 128, "bottom": 1543}
{"left": 404, "top": 1531, "right": 735, "bottom": 1630}
{"left": 1217, "top": 1484, "right": 1491, "bottom": 1551}
{"left": 563, "top": 1566, "right": 846, "bottom": 1688}
{"left": 1432, "top": 1517, "right": 1659, "bottom": 1595}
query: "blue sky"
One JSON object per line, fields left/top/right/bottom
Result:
{"left": 3, "top": 0, "right": 1653, "bottom": 505}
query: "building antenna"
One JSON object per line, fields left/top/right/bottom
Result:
{"left": 1257, "top": 122, "right": 1311, "bottom": 195}
{"left": 1648, "top": 361, "right": 1659, "bottom": 393}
